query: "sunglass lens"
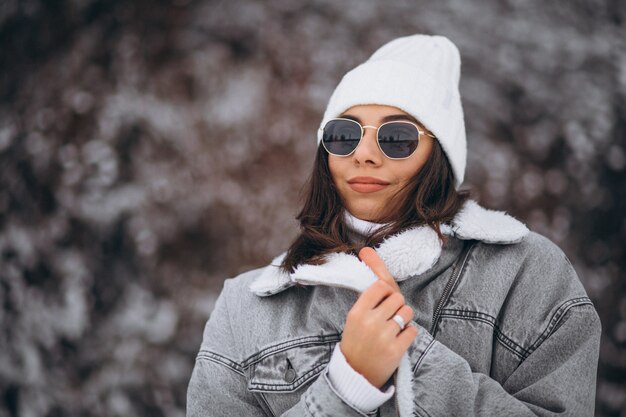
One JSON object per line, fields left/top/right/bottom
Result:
{"left": 322, "top": 120, "right": 361, "bottom": 156}
{"left": 378, "top": 123, "right": 419, "bottom": 158}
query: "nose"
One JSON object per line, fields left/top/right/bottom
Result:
{"left": 352, "top": 126, "right": 383, "bottom": 165}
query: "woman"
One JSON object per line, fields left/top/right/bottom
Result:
{"left": 187, "top": 34, "right": 601, "bottom": 417}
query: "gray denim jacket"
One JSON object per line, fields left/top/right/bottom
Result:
{"left": 187, "top": 200, "right": 601, "bottom": 417}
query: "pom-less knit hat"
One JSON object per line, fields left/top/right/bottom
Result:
{"left": 316, "top": 34, "right": 467, "bottom": 189}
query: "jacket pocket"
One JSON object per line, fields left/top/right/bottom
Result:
{"left": 248, "top": 340, "right": 334, "bottom": 391}
{"left": 246, "top": 338, "right": 336, "bottom": 415}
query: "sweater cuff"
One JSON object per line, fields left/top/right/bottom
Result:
{"left": 326, "top": 343, "right": 395, "bottom": 413}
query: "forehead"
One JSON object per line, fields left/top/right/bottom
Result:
{"left": 339, "top": 108, "right": 422, "bottom": 127}
{"left": 340, "top": 103, "right": 420, "bottom": 122}
{"left": 342, "top": 104, "right": 407, "bottom": 116}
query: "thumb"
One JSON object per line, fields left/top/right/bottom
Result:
{"left": 358, "top": 247, "right": 401, "bottom": 293}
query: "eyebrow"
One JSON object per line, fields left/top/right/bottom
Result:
{"left": 339, "top": 113, "right": 421, "bottom": 125}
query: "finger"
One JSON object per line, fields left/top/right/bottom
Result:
{"left": 373, "top": 291, "right": 405, "bottom": 320}
{"left": 353, "top": 280, "right": 395, "bottom": 312}
{"left": 391, "top": 304, "right": 414, "bottom": 324}
{"left": 358, "top": 247, "right": 401, "bottom": 293}
{"left": 385, "top": 304, "right": 414, "bottom": 335}
{"left": 397, "top": 322, "right": 419, "bottom": 345}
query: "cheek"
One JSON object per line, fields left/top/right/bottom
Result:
{"left": 327, "top": 156, "right": 343, "bottom": 183}
{"left": 393, "top": 162, "right": 424, "bottom": 184}
{"left": 396, "top": 143, "right": 433, "bottom": 181}
{"left": 327, "top": 157, "right": 336, "bottom": 175}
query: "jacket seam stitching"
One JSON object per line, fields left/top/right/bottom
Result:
{"left": 440, "top": 314, "right": 526, "bottom": 359}
{"left": 303, "top": 388, "right": 316, "bottom": 417}
{"left": 525, "top": 296, "right": 592, "bottom": 358}
{"left": 413, "top": 400, "right": 434, "bottom": 417}
{"left": 242, "top": 334, "right": 341, "bottom": 368}
{"left": 412, "top": 338, "right": 436, "bottom": 374}
{"left": 248, "top": 365, "right": 327, "bottom": 391}
{"left": 438, "top": 309, "right": 527, "bottom": 359}
{"left": 195, "top": 351, "right": 245, "bottom": 375}
{"left": 258, "top": 392, "right": 276, "bottom": 417}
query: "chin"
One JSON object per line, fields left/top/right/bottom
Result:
{"left": 348, "top": 206, "right": 379, "bottom": 221}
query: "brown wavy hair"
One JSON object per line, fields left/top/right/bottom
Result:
{"left": 280, "top": 140, "right": 471, "bottom": 274}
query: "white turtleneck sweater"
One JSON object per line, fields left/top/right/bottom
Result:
{"left": 325, "top": 211, "right": 395, "bottom": 412}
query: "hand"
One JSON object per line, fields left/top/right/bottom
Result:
{"left": 339, "top": 247, "right": 418, "bottom": 389}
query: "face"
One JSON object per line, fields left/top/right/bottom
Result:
{"left": 327, "top": 104, "right": 434, "bottom": 221}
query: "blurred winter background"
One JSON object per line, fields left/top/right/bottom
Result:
{"left": 0, "top": 0, "right": 624, "bottom": 416}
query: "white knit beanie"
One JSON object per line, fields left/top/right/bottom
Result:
{"left": 316, "top": 34, "right": 467, "bottom": 189}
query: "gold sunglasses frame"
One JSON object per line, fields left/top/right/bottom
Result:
{"left": 319, "top": 117, "right": 436, "bottom": 160}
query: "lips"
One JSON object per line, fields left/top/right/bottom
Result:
{"left": 347, "top": 176, "right": 390, "bottom": 185}
{"left": 347, "top": 176, "right": 390, "bottom": 193}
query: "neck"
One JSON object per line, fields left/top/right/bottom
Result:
{"left": 343, "top": 210, "right": 388, "bottom": 244}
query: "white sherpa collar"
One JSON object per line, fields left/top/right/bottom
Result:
{"left": 248, "top": 199, "right": 528, "bottom": 297}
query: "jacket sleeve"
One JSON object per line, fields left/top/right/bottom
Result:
{"left": 186, "top": 279, "right": 379, "bottom": 417}
{"left": 408, "top": 303, "right": 601, "bottom": 417}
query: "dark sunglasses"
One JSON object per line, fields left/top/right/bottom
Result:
{"left": 319, "top": 118, "right": 435, "bottom": 160}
